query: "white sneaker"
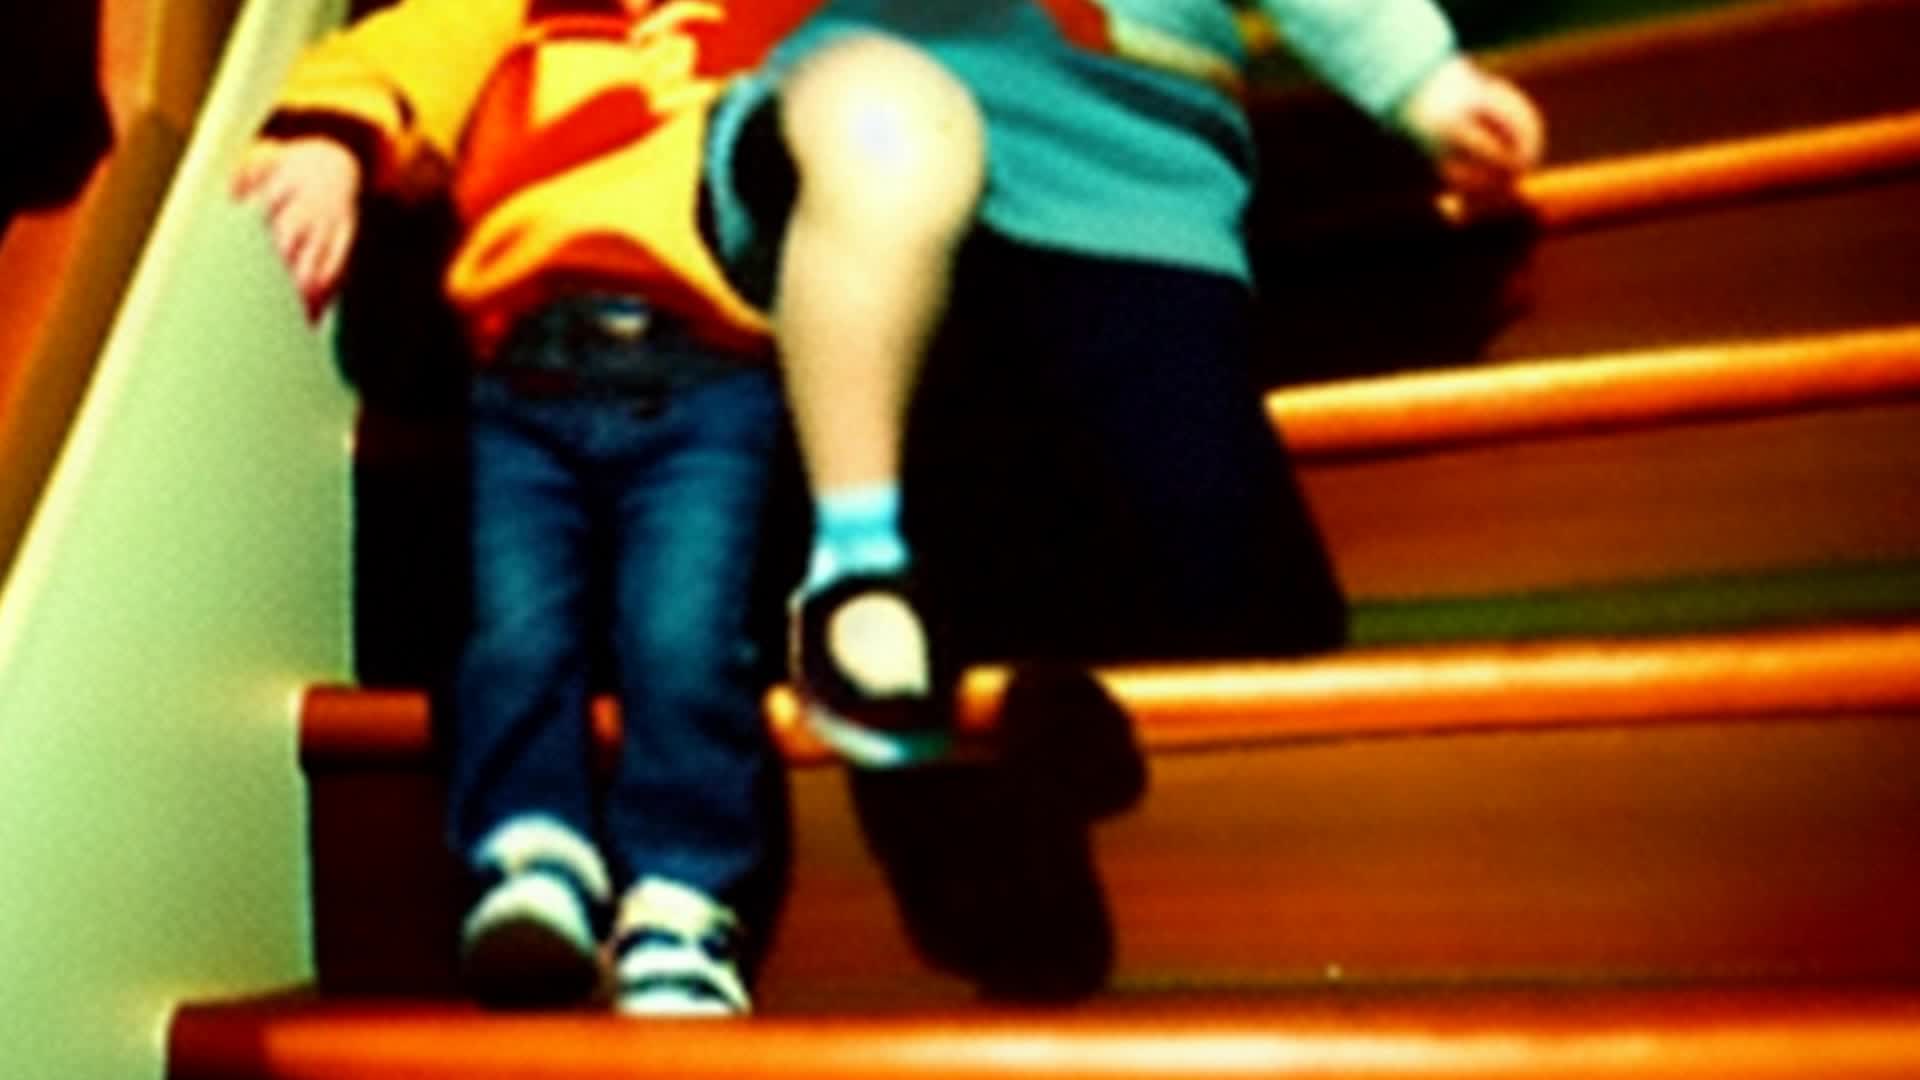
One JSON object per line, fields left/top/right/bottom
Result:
{"left": 458, "top": 818, "right": 611, "bottom": 1008}
{"left": 612, "top": 878, "right": 751, "bottom": 1017}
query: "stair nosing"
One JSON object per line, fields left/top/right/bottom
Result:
{"left": 304, "top": 622, "right": 1920, "bottom": 769}
{"left": 169, "top": 985, "right": 1920, "bottom": 1079}
{"left": 1269, "top": 325, "right": 1920, "bottom": 462}
{"left": 1495, "top": 108, "right": 1920, "bottom": 230}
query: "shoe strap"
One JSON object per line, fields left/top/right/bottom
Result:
{"left": 612, "top": 878, "right": 750, "bottom": 1013}
{"left": 617, "top": 955, "right": 750, "bottom": 1014}
{"left": 793, "top": 571, "right": 954, "bottom": 727}
{"left": 613, "top": 878, "right": 741, "bottom": 950}
{"left": 471, "top": 817, "right": 613, "bottom": 902}
{"left": 473, "top": 857, "right": 614, "bottom": 941}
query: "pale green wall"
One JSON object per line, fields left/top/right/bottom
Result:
{"left": 0, "top": 0, "right": 352, "bottom": 1076}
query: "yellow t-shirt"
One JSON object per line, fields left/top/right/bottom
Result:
{"left": 269, "top": 0, "right": 815, "bottom": 358}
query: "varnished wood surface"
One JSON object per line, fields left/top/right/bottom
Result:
{"left": 1302, "top": 399, "right": 1920, "bottom": 601}
{"left": 1313, "top": 395, "right": 1920, "bottom": 595}
{"left": 1249, "top": 0, "right": 1920, "bottom": 222}
{"left": 1504, "top": 110, "right": 1920, "bottom": 229}
{"left": 766, "top": 622, "right": 1920, "bottom": 760}
{"left": 171, "top": 985, "right": 1920, "bottom": 1078}
{"left": 1257, "top": 166, "right": 1920, "bottom": 387}
{"left": 304, "top": 623, "right": 1920, "bottom": 767}
{"left": 1495, "top": 0, "right": 1920, "bottom": 165}
{"left": 1249, "top": 0, "right": 1920, "bottom": 387}
{"left": 1269, "top": 326, "right": 1920, "bottom": 461}
{"left": 758, "top": 715, "right": 1920, "bottom": 1000}
{"left": 300, "top": 627, "right": 1920, "bottom": 1000}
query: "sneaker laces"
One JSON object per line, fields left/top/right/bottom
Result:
{"left": 613, "top": 878, "right": 750, "bottom": 1015}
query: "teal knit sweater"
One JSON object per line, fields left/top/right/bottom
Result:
{"left": 715, "top": 0, "right": 1457, "bottom": 281}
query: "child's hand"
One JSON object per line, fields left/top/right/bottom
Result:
{"left": 1396, "top": 57, "right": 1545, "bottom": 197}
{"left": 231, "top": 135, "right": 363, "bottom": 322}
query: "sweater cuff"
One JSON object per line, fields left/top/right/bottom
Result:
{"left": 1265, "top": 0, "right": 1458, "bottom": 120}
{"left": 260, "top": 109, "right": 385, "bottom": 187}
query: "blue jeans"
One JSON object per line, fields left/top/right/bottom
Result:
{"left": 445, "top": 326, "right": 784, "bottom": 909}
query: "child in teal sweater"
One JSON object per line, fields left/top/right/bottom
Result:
{"left": 701, "top": 0, "right": 1544, "bottom": 765}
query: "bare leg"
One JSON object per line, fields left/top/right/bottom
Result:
{"left": 773, "top": 32, "right": 986, "bottom": 501}
{"left": 770, "top": 34, "right": 986, "bottom": 765}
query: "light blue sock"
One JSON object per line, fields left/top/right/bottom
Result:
{"left": 805, "top": 485, "right": 909, "bottom": 592}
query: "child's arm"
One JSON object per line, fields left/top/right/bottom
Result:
{"left": 229, "top": 0, "right": 521, "bottom": 319}
{"left": 1394, "top": 56, "right": 1544, "bottom": 195}
{"left": 1253, "top": 0, "right": 1544, "bottom": 190}
{"left": 264, "top": 0, "right": 524, "bottom": 196}
{"left": 231, "top": 135, "right": 363, "bottom": 322}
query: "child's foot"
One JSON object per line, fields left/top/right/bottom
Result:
{"left": 459, "top": 863, "right": 606, "bottom": 1007}
{"left": 458, "top": 820, "right": 610, "bottom": 1008}
{"left": 790, "top": 570, "right": 952, "bottom": 768}
{"left": 612, "top": 878, "right": 751, "bottom": 1017}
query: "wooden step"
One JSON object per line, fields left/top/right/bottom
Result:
{"left": 1301, "top": 395, "right": 1920, "bottom": 604}
{"left": 1262, "top": 326, "right": 1920, "bottom": 635}
{"left": 1268, "top": 325, "right": 1920, "bottom": 461}
{"left": 1247, "top": 0, "right": 1920, "bottom": 389}
{"left": 774, "top": 621, "right": 1920, "bottom": 762}
{"left": 301, "top": 623, "right": 1920, "bottom": 1000}
{"left": 171, "top": 986, "right": 1920, "bottom": 1079}
{"left": 1490, "top": 0, "right": 1920, "bottom": 166}
{"left": 1256, "top": 159, "right": 1920, "bottom": 387}
{"left": 306, "top": 623, "right": 1920, "bottom": 767}
{"left": 1489, "top": 110, "right": 1920, "bottom": 230}
{"left": 1248, "top": 0, "right": 1920, "bottom": 234}
{"left": 1270, "top": 107, "right": 1920, "bottom": 247}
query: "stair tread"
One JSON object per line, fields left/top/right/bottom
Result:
{"left": 1269, "top": 324, "right": 1920, "bottom": 460}
{"left": 307, "top": 622, "right": 1920, "bottom": 767}
{"left": 1504, "top": 108, "right": 1920, "bottom": 230}
{"left": 171, "top": 985, "right": 1920, "bottom": 1078}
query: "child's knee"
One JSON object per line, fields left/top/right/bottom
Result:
{"left": 778, "top": 33, "right": 985, "bottom": 225}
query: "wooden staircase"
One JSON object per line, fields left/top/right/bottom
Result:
{"left": 170, "top": 1, "right": 1920, "bottom": 1075}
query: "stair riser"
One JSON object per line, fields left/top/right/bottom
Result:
{"left": 1499, "top": 0, "right": 1920, "bottom": 167}
{"left": 311, "top": 713, "right": 1920, "bottom": 1007}
{"left": 307, "top": 767, "right": 467, "bottom": 997}
{"left": 1303, "top": 398, "right": 1920, "bottom": 605}
{"left": 1255, "top": 168, "right": 1920, "bottom": 388}
{"left": 1101, "top": 716, "right": 1920, "bottom": 986}
{"left": 1251, "top": 0, "right": 1920, "bottom": 388}
{"left": 1248, "top": 0, "right": 1920, "bottom": 179}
